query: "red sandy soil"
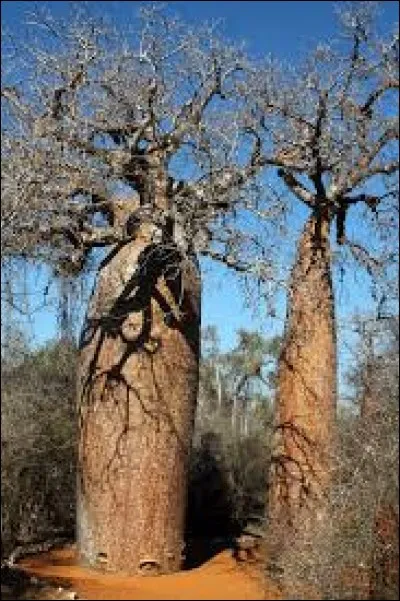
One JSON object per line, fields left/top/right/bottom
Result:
{"left": 18, "top": 545, "right": 283, "bottom": 600}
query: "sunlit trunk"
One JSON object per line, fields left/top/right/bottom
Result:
{"left": 269, "top": 211, "right": 337, "bottom": 533}
{"left": 76, "top": 221, "right": 200, "bottom": 575}
{"left": 360, "top": 341, "right": 379, "bottom": 421}
{"left": 232, "top": 395, "right": 238, "bottom": 433}
{"left": 243, "top": 398, "right": 249, "bottom": 437}
{"left": 216, "top": 366, "right": 222, "bottom": 410}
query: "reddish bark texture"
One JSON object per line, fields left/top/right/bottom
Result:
{"left": 76, "top": 222, "right": 200, "bottom": 575}
{"left": 269, "top": 212, "right": 337, "bottom": 529}
{"left": 369, "top": 504, "right": 399, "bottom": 600}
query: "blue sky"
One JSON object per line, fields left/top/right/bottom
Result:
{"left": 2, "top": 1, "right": 398, "bottom": 393}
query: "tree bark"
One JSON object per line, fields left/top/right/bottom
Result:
{"left": 76, "top": 221, "right": 201, "bottom": 575}
{"left": 269, "top": 211, "right": 337, "bottom": 532}
{"left": 369, "top": 504, "right": 399, "bottom": 600}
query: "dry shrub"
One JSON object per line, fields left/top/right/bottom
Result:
{"left": 1, "top": 340, "right": 77, "bottom": 559}
{"left": 266, "top": 322, "right": 399, "bottom": 600}
{"left": 187, "top": 407, "right": 272, "bottom": 539}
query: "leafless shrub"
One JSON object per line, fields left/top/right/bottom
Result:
{"left": 266, "top": 316, "right": 399, "bottom": 600}
{"left": 186, "top": 328, "right": 276, "bottom": 539}
{"left": 187, "top": 402, "right": 272, "bottom": 539}
{"left": 1, "top": 340, "right": 77, "bottom": 560}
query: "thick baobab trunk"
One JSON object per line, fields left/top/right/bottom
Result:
{"left": 76, "top": 221, "right": 200, "bottom": 575}
{"left": 269, "top": 211, "right": 337, "bottom": 532}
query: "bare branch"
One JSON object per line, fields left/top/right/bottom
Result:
{"left": 277, "top": 170, "right": 316, "bottom": 206}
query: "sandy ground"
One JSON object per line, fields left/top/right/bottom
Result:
{"left": 17, "top": 544, "right": 283, "bottom": 600}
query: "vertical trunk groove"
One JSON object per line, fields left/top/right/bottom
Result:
{"left": 76, "top": 220, "right": 200, "bottom": 575}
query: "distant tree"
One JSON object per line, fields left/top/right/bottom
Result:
{"left": 223, "top": 330, "right": 279, "bottom": 435}
{"left": 1, "top": 258, "right": 32, "bottom": 365}
{"left": 197, "top": 327, "right": 279, "bottom": 435}
{"left": 198, "top": 326, "right": 223, "bottom": 415}
{"left": 190, "top": 327, "right": 278, "bottom": 538}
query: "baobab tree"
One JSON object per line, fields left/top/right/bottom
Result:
{"left": 247, "top": 0, "right": 398, "bottom": 578}
{"left": 2, "top": 0, "right": 397, "bottom": 582}
{"left": 1, "top": 4, "right": 276, "bottom": 574}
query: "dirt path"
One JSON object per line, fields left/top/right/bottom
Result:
{"left": 18, "top": 545, "right": 283, "bottom": 600}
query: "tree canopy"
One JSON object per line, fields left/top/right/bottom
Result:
{"left": 2, "top": 3, "right": 398, "bottom": 317}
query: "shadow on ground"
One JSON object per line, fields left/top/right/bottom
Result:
{"left": 183, "top": 537, "right": 233, "bottom": 570}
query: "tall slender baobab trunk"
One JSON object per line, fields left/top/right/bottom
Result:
{"left": 269, "top": 210, "right": 337, "bottom": 535}
{"left": 76, "top": 217, "right": 201, "bottom": 575}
